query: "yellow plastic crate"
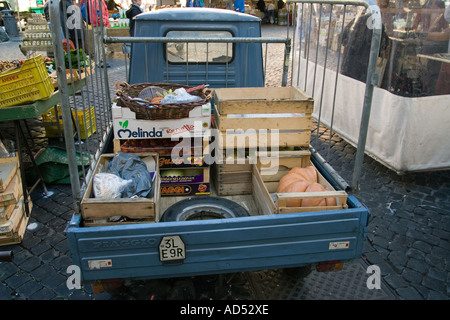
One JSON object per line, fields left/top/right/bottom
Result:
{"left": 0, "top": 55, "right": 54, "bottom": 108}
{"left": 42, "top": 106, "right": 96, "bottom": 139}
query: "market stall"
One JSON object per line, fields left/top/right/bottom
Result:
{"left": 292, "top": 0, "right": 450, "bottom": 174}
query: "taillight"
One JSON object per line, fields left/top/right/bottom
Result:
{"left": 316, "top": 260, "right": 344, "bottom": 272}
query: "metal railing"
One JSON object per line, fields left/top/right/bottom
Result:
{"left": 49, "top": 0, "right": 113, "bottom": 211}
{"left": 287, "top": 0, "right": 382, "bottom": 192}
{"left": 106, "top": 36, "right": 292, "bottom": 87}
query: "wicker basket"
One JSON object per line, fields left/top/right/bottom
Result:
{"left": 115, "top": 82, "right": 214, "bottom": 120}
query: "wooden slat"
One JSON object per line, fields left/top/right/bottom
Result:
{"left": 0, "top": 196, "right": 31, "bottom": 242}
{"left": 218, "top": 131, "right": 311, "bottom": 149}
{"left": 0, "top": 173, "right": 22, "bottom": 208}
{"left": 216, "top": 115, "right": 312, "bottom": 131}
{"left": 215, "top": 87, "right": 314, "bottom": 115}
{"left": 252, "top": 165, "right": 276, "bottom": 215}
{"left": 0, "top": 161, "right": 18, "bottom": 193}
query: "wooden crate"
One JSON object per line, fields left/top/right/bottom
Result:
{"left": 0, "top": 171, "right": 22, "bottom": 208}
{"left": 80, "top": 152, "right": 160, "bottom": 225}
{"left": 0, "top": 196, "right": 31, "bottom": 246}
{"left": 252, "top": 160, "right": 348, "bottom": 215}
{"left": 213, "top": 87, "right": 313, "bottom": 149}
{"left": 213, "top": 149, "right": 311, "bottom": 196}
{"left": 212, "top": 161, "right": 253, "bottom": 196}
{"left": 0, "top": 156, "right": 18, "bottom": 192}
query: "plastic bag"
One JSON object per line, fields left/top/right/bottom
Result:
{"left": 161, "top": 88, "right": 202, "bottom": 104}
{"left": 107, "top": 152, "right": 153, "bottom": 198}
{"left": 93, "top": 173, "right": 132, "bottom": 199}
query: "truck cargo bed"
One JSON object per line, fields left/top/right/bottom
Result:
{"left": 66, "top": 160, "right": 369, "bottom": 283}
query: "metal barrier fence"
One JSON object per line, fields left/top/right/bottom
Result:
{"left": 48, "top": 0, "right": 113, "bottom": 211}
{"left": 287, "top": 0, "right": 382, "bottom": 192}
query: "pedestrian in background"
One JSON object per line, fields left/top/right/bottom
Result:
{"left": 234, "top": 0, "right": 245, "bottom": 13}
{"left": 126, "top": 0, "right": 143, "bottom": 36}
{"left": 266, "top": 2, "right": 275, "bottom": 24}
{"left": 226, "top": 0, "right": 233, "bottom": 10}
{"left": 88, "top": 0, "right": 110, "bottom": 68}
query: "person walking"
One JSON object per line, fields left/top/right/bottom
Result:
{"left": 234, "top": 0, "right": 245, "bottom": 13}
{"left": 88, "top": 0, "right": 110, "bottom": 68}
{"left": 126, "top": 0, "right": 143, "bottom": 37}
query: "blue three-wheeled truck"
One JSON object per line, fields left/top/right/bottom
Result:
{"left": 64, "top": 7, "right": 370, "bottom": 295}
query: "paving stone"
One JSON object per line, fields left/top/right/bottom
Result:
{"left": 29, "top": 287, "right": 57, "bottom": 300}
{"left": 422, "top": 276, "right": 446, "bottom": 294}
{"left": 0, "top": 283, "right": 13, "bottom": 300}
{"left": 31, "top": 264, "right": 57, "bottom": 282}
{"left": 15, "top": 280, "right": 43, "bottom": 298}
{"left": 0, "top": 262, "right": 19, "bottom": 280}
{"left": 384, "top": 274, "right": 409, "bottom": 289}
{"left": 402, "top": 268, "right": 423, "bottom": 284}
{"left": 5, "top": 273, "right": 33, "bottom": 290}
{"left": 40, "top": 272, "right": 67, "bottom": 289}
{"left": 407, "top": 258, "right": 428, "bottom": 274}
{"left": 40, "top": 249, "right": 61, "bottom": 263}
{"left": 19, "top": 256, "right": 41, "bottom": 273}
{"left": 395, "top": 287, "right": 423, "bottom": 300}
{"left": 426, "top": 290, "right": 449, "bottom": 300}
{"left": 50, "top": 255, "right": 73, "bottom": 272}
{"left": 30, "top": 241, "right": 52, "bottom": 256}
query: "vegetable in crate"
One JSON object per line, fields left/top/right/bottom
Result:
{"left": 64, "top": 49, "right": 90, "bottom": 69}
{"left": 277, "top": 166, "right": 337, "bottom": 207}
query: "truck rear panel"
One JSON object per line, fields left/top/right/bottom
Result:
{"left": 66, "top": 159, "right": 369, "bottom": 282}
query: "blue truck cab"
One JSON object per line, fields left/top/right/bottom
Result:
{"left": 128, "top": 8, "right": 264, "bottom": 87}
{"left": 66, "top": 8, "right": 369, "bottom": 288}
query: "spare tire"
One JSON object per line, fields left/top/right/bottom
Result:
{"left": 160, "top": 196, "right": 250, "bottom": 222}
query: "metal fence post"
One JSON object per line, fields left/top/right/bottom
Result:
{"left": 49, "top": 0, "right": 82, "bottom": 210}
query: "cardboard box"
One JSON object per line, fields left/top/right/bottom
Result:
{"left": 115, "top": 137, "right": 210, "bottom": 168}
{"left": 112, "top": 102, "right": 211, "bottom": 140}
{"left": 160, "top": 167, "right": 210, "bottom": 196}
{"left": 80, "top": 152, "right": 160, "bottom": 225}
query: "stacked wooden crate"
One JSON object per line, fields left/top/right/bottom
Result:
{"left": 212, "top": 86, "right": 314, "bottom": 196}
{"left": 0, "top": 156, "right": 31, "bottom": 246}
{"left": 80, "top": 152, "right": 160, "bottom": 226}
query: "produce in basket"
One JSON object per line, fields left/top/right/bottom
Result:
{"left": 277, "top": 166, "right": 337, "bottom": 207}
{"left": 137, "top": 86, "right": 167, "bottom": 101}
{"left": 115, "top": 82, "right": 214, "bottom": 120}
{"left": 0, "top": 59, "right": 24, "bottom": 74}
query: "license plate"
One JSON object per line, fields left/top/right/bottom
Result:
{"left": 159, "top": 235, "right": 186, "bottom": 263}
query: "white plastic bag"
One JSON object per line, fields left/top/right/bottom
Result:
{"left": 93, "top": 173, "right": 132, "bottom": 199}
{"left": 161, "top": 88, "right": 202, "bottom": 104}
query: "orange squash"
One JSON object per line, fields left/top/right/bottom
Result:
{"left": 301, "top": 182, "right": 326, "bottom": 207}
{"left": 288, "top": 166, "right": 318, "bottom": 183}
{"left": 277, "top": 166, "right": 336, "bottom": 208}
{"left": 280, "top": 179, "right": 310, "bottom": 207}
{"left": 325, "top": 192, "right": 337, "bottom": 206}
{"left": 277, "top": 172, "right": 306, "bottom": 193}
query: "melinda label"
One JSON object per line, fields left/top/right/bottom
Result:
{"left": 116, "top": 127, "right": 163, "bottom": 138}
